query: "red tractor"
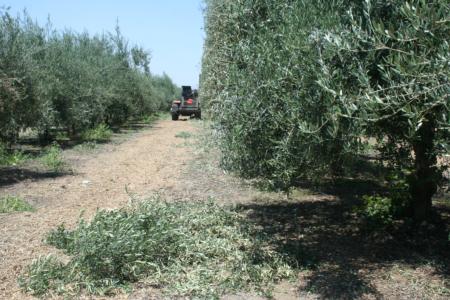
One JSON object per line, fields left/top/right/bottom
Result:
{"left": 170, "top": 86, "right": 201, "bottom": 120}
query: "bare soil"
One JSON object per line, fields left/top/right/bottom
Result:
{"left": 0, "top": 118, "right": 449, "bottom": 300}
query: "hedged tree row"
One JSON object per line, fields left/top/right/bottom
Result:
{"left": 0, "top": 10, "right": 178, "bottom": 144}
{"left": 201, "top": 0, "right": 449, "bottom": 221}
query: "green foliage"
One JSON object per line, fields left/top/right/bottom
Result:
{"left": 385, "top": 173, "right": 412, "bottom": 217}
{"left": 0, "top": 195, "right": 34, "bottom": 213}
{"left": 201, "top": 0, "right": 449, "bottom": 219}
{"left": 357, "top": 174, "right": 412, "bottom": 228}
{"left": 55, "top": 131, "right": 69, "bottom": 141}
{"left": 322, "top": 0, "right": 450, "bottom": 220}
{"left": 20, "top": 197, "right": 294, "bottom": 298}
{"left": 40, "top": 143, "right": 66, "bottom": 172}
{"left": 140, "top": 115, "right": 157, "bottom": 124}
{"left": 81, "top": 124, "right": 113, "bottom": 142}
{"left": 18, "top": 255, "right": 68, "bottom": 296}
{"left": 0, "top": 10, "right": 40, "bottom": 144}
{"left": 0, "top": 143, "right": 29, "bottom": 166}
{"left": 151, "top": 73, "right": 180, "bottom": 110}
{"left": 175, "top": 131, "right": 192, "bottom": 139}
{"left": 45, "top": 224, "right": 76, "bottom": 254}
{"left": 140, "top": 112, "right": 168, "bottom": 124}
{"left": 0, "top": 9, "right": 179, "bottom": 146}
{"left": 201, "top": 0, "right": 363, "bottom": 192}
{"left": 73, "top": 141, "right": 98, "bottom": 152}
{"left": 360, "top": 195, "right": 394, "bottom": 227}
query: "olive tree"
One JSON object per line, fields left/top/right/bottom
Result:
{"left": 338, "top": 0, "right": 449, "bottom": 220}
{"left": 201, "top": 0, "right": 449, "bottom": 221}
{"left": 0, "top": 9, "right": 179, "bottom": 145}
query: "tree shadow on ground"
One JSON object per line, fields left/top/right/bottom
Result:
{"left": 15, "top": 120, "right": 158, "bottom": 150}
{"left": 0, "top": 167, "right": 70, "bottom": 188}
{"left": 238, "top": 178, "right": 450, "bottom": 298}
{"left": 114, "top": 121, "right": 158, "bottom": 132}
{"left": 1, "top": 120, "right": 159, "bottom": 188}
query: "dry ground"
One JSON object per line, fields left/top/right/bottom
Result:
{"left": 0, "top": 117, "right": 449, "bottom": 299}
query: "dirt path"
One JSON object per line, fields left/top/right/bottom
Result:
{"left": 0, "top": 119, "right": 199, "bottom": 300}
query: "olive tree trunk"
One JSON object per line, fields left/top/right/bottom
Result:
{"left": 409, "top": 117, "right": 438, "bottom": 222}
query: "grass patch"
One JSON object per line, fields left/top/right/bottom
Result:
{"left": 19, "top": 197, "right": 295, "bottom": 298}
{"left": 140, "top": 115, "right": 157, "bottom": 124}
{"left": 175, "top": 131, "right": 192, "bottom": 139}
{"left": 140, "top": 112, "right": 168, "bottom": 124}
{"left": 55, "top": 131, "right": 70, "bottom": 142}
{"left": 0, "top": 196, "right": 34, "bottom": 213}
{"left": 0, "top": 143, "right": 29, "bottom": 166}
{"left": 73, "top": 141, "right": 98, "bottom": 152}
{"left": 40, "top": 143, "right": 67, "bottom": 172}
{"left": 81, "top": 124, "right": 113, "bottom": 142}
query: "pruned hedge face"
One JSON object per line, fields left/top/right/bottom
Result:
{"left": 200, "top": 0, "right": 449, "bottom": 198}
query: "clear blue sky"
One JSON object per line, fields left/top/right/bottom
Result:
{"left": 3, "top": 0, "right": 205, "bottom": 88}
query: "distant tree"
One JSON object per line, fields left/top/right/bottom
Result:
{"left": 131, "top": 46, "right": 150, "bottom": 75}
{"left": 151, "top": 73, "right": 180, "bottom": 110}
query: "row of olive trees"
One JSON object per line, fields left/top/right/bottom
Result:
{"left": 201, "top": 0, "right": 449, "bottom": 221}
{"left": 151, "top": 73, "right": 180, "bottom": 110}
{"left": 0, "top": 9, "right": 178, "bottom": 145}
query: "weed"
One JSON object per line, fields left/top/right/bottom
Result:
{"left": 175, "top": 131, "right": 192, "bottom": 139}
{"left": 158, "top": 112, "right": 171, "bottom": 121}
{"left": 140, "top": 115, "right": 156, "bottom": 124}
{"left": 0, "top": 143, "right": 29, "bottom": 166}
{"left": 358, "top": 195, "right": 394, "bottom": 228}
{"left": 18, "top": 256, "right": 68, "bottom": 296}
{"left": 73, "top": 142, "right": 98, "bottom": 152}
{"left": 140, "top": 112, "right": 167, "bottom": 124}
{"left": 81, "top": 124, "right": 113, "bottom": 142}
{"left": 40, "top": 143, "right": 67, "bottom": 172}
{"left": 355, "top": 172, "right": 413, "bottom": 229}
{"left": 0, "top": 195, "right": 34, "bottom": 213}
{"left": 55, "top": 131, "right": 70, "bottom": 141}
{"left": 20, "top": 196, "right": 295, "bottom": 298}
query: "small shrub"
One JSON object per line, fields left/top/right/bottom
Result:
{"left": 354, "top": 170, "right": 414, "bottom": 229}
{"left": 359, "top": 195, "right": 394, "bottom": 228}
{"left": 0, "top": 143, "right": 29, "bottom": 166}
{"left": 40, "top": 143, "right": 66, "bottom": 172}
{"left": 0, "top": 196, "right": 34, "bottom": 213}
{"left": 55, "top": 131, "right": 70, "bottom": 141}
{"left": 18, "top": 256, "right": 67, "bottom": 296}
{"left": 386, "top": 173, "right": 412, "bottom": 217}
{"left": 175, "top": 131, "right": 192, "bottom": 139}
{"left": 81, "top": 124, "right": 112, "bottom": 142}
{"left": 20, "top": 197, "right": 295, "bottom": 298}
{"left": 358, "top": 179, "right": 411, "bottom": 229}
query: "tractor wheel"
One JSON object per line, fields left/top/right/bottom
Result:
{"left": 172, "top": 113, "right": 179, "bottom": 121}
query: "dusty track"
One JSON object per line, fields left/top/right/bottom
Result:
{"left": 0, "top": 119, "right": 198, "bottom": 299}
